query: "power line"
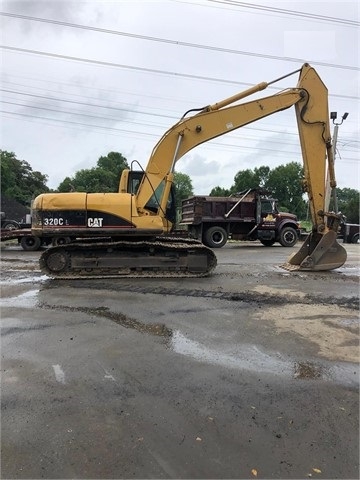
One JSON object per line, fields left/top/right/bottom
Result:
{"left": 1, "top": 75, "right": 190, "bottom": 110}
{"left": 0, "top": 88, "right": 176, "bottom": 119}
{"left": 2, "top": 75, "right": 359, "bottom": 135}
{"left": 0, "top": 109, "right": 317, "bottom": 158}
{"left": 3, "top": 87, "right": 359, "bottom": 140}
{"left": 0, "top": 12, "right": 358, "bottom": 70}
{"left": 2, "top": 110, "right": 358, "bottom": 162}
{"left": 2, "top": 100, "right": 168, "bottom": 130}
{"left": 3, "top": 72, "right": 358, "bottom": 108}
{"left": 0, "top": 100, "right": 305, "bottom": 149}
{"left": 2, "top": 80, "right": 359, "bottom": 150}
{"left": 1, "top": 46, "right": 359, "bottom": 98}
{"left": 206, "top": 0, "right": 359, "bottom": 27}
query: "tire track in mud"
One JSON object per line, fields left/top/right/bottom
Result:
{"left": 42, "top": 280, "right": 359, "bottom": 310}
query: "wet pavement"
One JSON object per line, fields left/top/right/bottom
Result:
{"left": 1, "top": 242, "right": 359, "bottom": 479}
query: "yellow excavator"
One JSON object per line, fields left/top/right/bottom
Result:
{"left": 34, "top": 63, "right": 347, "bottom": 278}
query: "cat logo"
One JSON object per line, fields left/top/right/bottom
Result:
{"left": 88, "top": 217, "right": 103, "bottom": 227}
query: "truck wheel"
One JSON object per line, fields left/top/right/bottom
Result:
{"left": 260, "top": 239, "right": 276, "bottom": 247}
{"left": 203, "top": 226, "right": 227, "bottom": 248}
{"left": 20, "top": 235, "right": 42, "bottom": 251}
{"left": 279, "top": 227, "right": 298, "bottom": 247}
{"left": 52, "top": 236, "right": 71, "bottom": 246}
{"left": 351, "top": 233, "right": 359, "bottom": 244}
{"left": 2, "top": 221, "right": 20, "bottom": 230}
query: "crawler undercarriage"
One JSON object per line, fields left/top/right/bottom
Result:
{"left": 39, "top": 237, "right": 217, "bottom": 279}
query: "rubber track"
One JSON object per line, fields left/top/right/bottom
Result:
{"left": 39, "top": 237, "right": 217, "bottom": 279}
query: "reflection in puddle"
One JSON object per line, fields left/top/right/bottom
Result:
{"left": 335, "top": 265, "right": 360, "bottom": 277}
{"left": 171, "top": 330, "right": 359, "bottom": 386}
{"left": 1, "top": 289, "right": 39, "bottom": 308}
{"left": 171, "top": 330, "right": 292, "bottom": 375}
{"left": 0, "top": 275, "right": 48, "bottom": 285}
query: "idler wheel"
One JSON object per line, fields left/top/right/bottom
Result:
{"left": 45, "top": 251, "right": 69, "bottom": 273}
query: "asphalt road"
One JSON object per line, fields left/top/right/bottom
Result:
{"left": 1, "top": 242, "right": 359, "bottom": 479}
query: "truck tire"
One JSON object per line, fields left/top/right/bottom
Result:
{"left": 203, "top": 226, "right": 227, "bottom": 248}
{"left": 20, "top": 235, "right": 42, "bottom": 251}
{"left": 351, "top": 233, "right": 359, "bottom": 244}
{"left": 279, "top": 226, "right": 298, "bottom": 247}
{"left": 2, "top": 221, "right": 20, "bottom": 230}
{"left": 260, "top": 239, "right": 276, "bottom": 247}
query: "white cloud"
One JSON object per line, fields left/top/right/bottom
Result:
{"left": 1, "top": 0, "right": 359, "bottom": 195}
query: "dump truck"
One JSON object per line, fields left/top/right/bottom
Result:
{"left": 180, "top": 188, "right": 300, "bottom": 248}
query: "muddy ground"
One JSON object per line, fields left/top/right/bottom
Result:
{"left": 1, "top": 241, "right": 359, "bottom": 479}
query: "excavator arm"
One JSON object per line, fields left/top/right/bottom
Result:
{"left": 135, "top": 63, "right": 346, "bottom": 271}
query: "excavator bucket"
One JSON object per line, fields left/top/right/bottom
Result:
{"left": 281, "top": 230, "right": 347, "bottom": 272}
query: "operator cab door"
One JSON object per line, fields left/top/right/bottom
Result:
{"left": 125, "top": 171, "right": 176, "bottom": 225}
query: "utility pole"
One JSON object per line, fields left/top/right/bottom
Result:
{"left": 326, "top": 111, "right": 349, "bottom": 213}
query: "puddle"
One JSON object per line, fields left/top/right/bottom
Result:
{"left": 0, "top": 275, "right": 48, "bottom": 286}
{"left": 1, "top": 289, "right": 39, "bottom": 308}
{"left": 171, "top": 331, "right": 292, "bottom": 375}
{"left": 170, "top": 330, "right": 359, "bottom": 386}
{"left": 334, "top": 265, "right": 360, "bottom": 277}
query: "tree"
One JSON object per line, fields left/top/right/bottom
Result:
{"left": 232, "top": 168, "right": 259, "bottom": 193}
{"left": 231, "top": 166, "right": 270, "bottom": 194}
{"left": 97, "top": 152, "right": 129, "bottom": 175}
{"left": 266, "top": 162, "right": 306, "bottom": 218}
{"left": 174, "top": 172, "right": 193, "bottom": 209}
{"left": 336, "top": 188, "right": 360, "bottom": 223}
{"left": 209, "top": 186, "right": 232, "bottom": 196}
{"left": 0, "top": 150, "right": 49, "bottom": 205}
{"left": 57, "top": 152, "right": 129, "bottom": 192}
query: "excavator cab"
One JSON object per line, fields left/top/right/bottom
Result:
{"left": 120, "top": 169, "right": 177, "bottom": 226}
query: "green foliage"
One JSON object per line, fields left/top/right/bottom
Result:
{"left": 267, "top": 162, "right": 307, "bottom": 218}
{"left": 174, "top": 172, "right": 194, "bottom": 209}
{"left": 232, "top": 166, "right": 271, "bottom": 193}
{"left": 336, "top": 188, "right": 360, "bottom": 223}
{"left": 57, "top": 152, "right": 129, "bottom": 192}
{"left": 0, "top": 150, "right": 49, "bottom": 205}
{"left": 232, "top": 169, "right": 258, "bottom": 193}
{"left": 209, "top": 186, "right": 231, "bottom": 196}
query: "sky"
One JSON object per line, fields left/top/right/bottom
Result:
{"left": 1, "top": 0, "right": 359, "bottom": 195}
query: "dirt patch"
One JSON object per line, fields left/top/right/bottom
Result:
{"left": 294, "top": 361, "right": 323, "bottom": 379}
{"left": 39, "top": 304, "right": 173, "bottom": 339}
{"left": 255, "top": 303, "right": 359, "bottom": 363}
{"left": 253, "top": 284, "right": 306, "bottom": 299}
